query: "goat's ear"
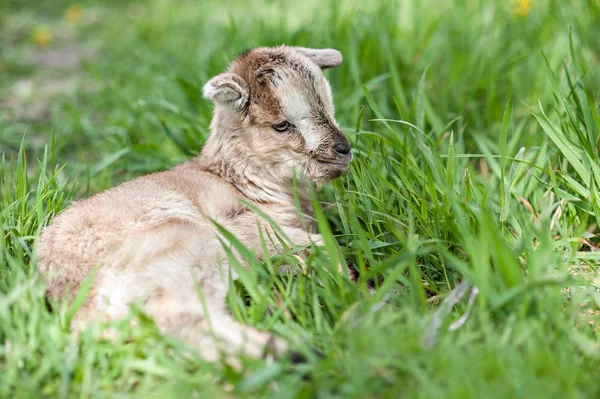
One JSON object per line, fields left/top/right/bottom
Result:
{"left": 202, "top": 72, "right": 249, "bottom": 110}
{"left": 295, "top": 47, "right": 342, "bottom": 69}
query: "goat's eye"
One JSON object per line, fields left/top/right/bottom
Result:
{"left": 272, "top": 121, "right": 291, "bottom": 132}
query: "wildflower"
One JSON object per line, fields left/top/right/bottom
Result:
{"left": 33, "top": 27, "right": 53, "bottom": 48}
{"left": 65, "top": 4, "right": 84, "bottom": 24}
{"left": 515, "top": 0, "right": 531, "bottom": 17}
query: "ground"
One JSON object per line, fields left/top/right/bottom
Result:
{"left": 2, "top": 0, "right": 600, "bottom": 397}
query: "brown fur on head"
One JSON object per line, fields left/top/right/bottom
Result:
{"left": 202, "top": 45, "right": 351, "bottom": 182}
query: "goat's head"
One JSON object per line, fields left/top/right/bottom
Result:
{"left": 203, "top": 45, "right": 351, "bottom": 182}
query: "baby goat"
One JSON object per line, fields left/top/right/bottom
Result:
{"left": 37, "top": 46, "right": 352, "bottom": 365}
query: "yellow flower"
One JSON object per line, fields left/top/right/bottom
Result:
{"left": 515, "top": 0, "right": 531, "bottom": 17}
{"left": 33, "top": 27, "right": 53, "bottom": 48}
{"left": 65, "top": 4, "right": 84, "bottom": 24}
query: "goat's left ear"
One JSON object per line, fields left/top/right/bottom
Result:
{"left": 295, "top": 47, "right": 343, "bottom": 69}
{"left": 202, "top": 72, "right": 249, "bottom": 110}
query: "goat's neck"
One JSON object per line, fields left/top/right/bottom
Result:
{"left": 195, "top": 125, "right": 312, "bottom": 218}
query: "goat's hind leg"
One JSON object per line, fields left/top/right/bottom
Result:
{"left": 143, "top": 279, "right": 288, "bottom": 367}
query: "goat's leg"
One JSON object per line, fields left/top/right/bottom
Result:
{"left": 173, "top": 312, "right": 288, "bottom": 365}
{"left": 143, "top": 278, "right": 288, "bottom": 367}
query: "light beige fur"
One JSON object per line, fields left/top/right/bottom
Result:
{"left": 36, "top": 45, "right": 351, "bottom": 365}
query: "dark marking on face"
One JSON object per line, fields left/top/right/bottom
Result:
{"left": 256, "top": 68, "right": 276, "bottom": 83}
{"left": 229, "top": 47, "right": 327, "bottom": 125}
{"left": 231, "top": 51, "right": 287, "bottom": 123}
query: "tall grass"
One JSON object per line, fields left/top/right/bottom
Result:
{"left": 1, "top": 0, "right": 600, "bottom": 397}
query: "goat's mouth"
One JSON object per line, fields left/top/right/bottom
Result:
{"left": 311, "top": 153, "right": 352, "bottom": 180}
{"left": 315, "top": 156, "right": 352, "bottom": 168}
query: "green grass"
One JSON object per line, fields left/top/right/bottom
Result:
{"left": 2, "top": 0, "right": 600, "bottom": 397}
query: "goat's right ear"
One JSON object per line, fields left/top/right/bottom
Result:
{"left": 295, "top": 47, "right": 342, "bottom": 69}
{"left": 202, "top": 72, "right": 249, "bottom": 110}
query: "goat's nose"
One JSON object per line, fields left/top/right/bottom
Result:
{"left": 334, "top": 141, "right": 351, "bottom": 156}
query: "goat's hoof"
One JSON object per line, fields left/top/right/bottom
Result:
{"left": 286, "top": 348, "right": 325, "bottom": 381}
{"left": 289, "top": 351, "right": 308, "bottom": 364}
